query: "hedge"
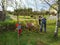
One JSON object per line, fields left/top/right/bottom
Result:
{"left": 0, "top": 20, "right": 39, "bottom": 32}
{"left": 0, "top": 21, "right": 16, "bottom": 32}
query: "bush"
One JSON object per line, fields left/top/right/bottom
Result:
{"left": 0, "top": 21, "right": 16, "bottom": 32}
{"left": 0, "top": 19, "right": 39, "bottom": 32}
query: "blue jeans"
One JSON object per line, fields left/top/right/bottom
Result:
{"left": 40, "top": 23, "right": 46, "bottom": 32}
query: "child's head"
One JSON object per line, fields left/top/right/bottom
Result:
{"left": 18, "top": 22, "right": 21, "bottom": 25}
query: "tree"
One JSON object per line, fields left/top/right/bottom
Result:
{"left": 54, "top": 0, "right": 60, "bottom": 37}
{"left": 0, "top": 0, "right": 6, "bottom": 21}
{"left": 43, "top": 0, "right": 60, "bottom": 37}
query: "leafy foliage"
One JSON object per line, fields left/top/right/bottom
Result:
{"left": 0, "top": 21, "right": 16, "bottom": 32}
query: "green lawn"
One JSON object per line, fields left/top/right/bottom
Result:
{"left": 0, "top": 16, "right": 60, "bottom": 45}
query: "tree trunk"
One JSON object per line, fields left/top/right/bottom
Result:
{"left": 54, "top": 0, "right": 60, "bottom": 37}
{"left": 0, "top": 0, "right": 6, "bottom": 21}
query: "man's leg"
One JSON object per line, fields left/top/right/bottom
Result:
{"left": 40, "top": 23, "right": 43, "bottom": 32}
{"left": 44, "top": 23, "right": 46, "bottom": 32}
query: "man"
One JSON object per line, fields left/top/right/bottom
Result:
{"left": 40, "top": 17, "right": 46, "bottom": 32}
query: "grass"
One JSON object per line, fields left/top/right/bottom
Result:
{"left": 0, "top": 25, "right": 60, "bottom": 45}
{"left": 0, "top": 23, "right": 60, "bottom": 45}
{"left": 0, "top": 15, "right": 60, "bottom": 45}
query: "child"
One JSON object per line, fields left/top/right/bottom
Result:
{"left": 16, "top": 22, "right": 22, "bottom": 35}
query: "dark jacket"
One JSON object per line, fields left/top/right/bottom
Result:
{"left": 42, "top": 18, "right": 46, "bottom": 24}
{"left": 39, "top": 18, "right": 41, "bottom": 25}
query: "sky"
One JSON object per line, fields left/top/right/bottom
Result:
{"left": 0, "top": 0, "right": 56, "bottom": 11}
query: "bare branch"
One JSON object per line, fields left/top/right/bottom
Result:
{"left": 44, "top": 0, "right": 57, "bottom": 11}
{"left": 0, "top": 4, "right": 2, "bottom": 6}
